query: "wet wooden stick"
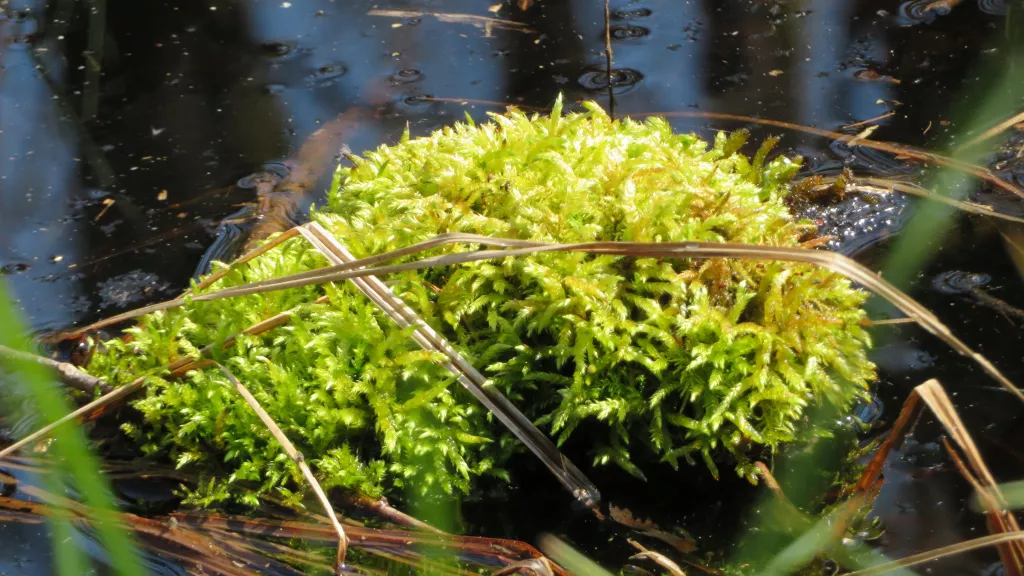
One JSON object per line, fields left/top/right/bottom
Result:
{"left": 345, "top": 494, "right": 442, "bottom": 533}
{"left": 0, "top": 344, "right": 112, "bottom": 394}
{"left": 852, "top": 389, "right": 923, "bottom": 495}
{"left": 199, "top": 360, "right": 349, "bottom": 571}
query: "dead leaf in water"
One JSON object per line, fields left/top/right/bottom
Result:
{"left": 94, "top": 198, "right": 115, "bottom": 221}
{"left": 610, "top": 505, "right": 696, "bottom": 554}
{"left": 846, "top": 125, "right": 879, "bottom": 147}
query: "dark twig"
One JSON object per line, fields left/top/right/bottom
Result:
{"left": 0, "top": 344, "right": 112, "bottom": 394}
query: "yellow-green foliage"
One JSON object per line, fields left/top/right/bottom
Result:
{"left": 86, "top": 97, "right": 874, "bottom": 505}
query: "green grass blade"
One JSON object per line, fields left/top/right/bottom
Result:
{"left": 0, "top": 282, "right": 144, "bottom": 575}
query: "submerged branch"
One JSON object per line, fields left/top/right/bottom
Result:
{"left": 0, "top": 344, "right": 112, "bottom": 395}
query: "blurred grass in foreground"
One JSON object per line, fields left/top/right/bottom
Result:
{"left": 0, "top": 282, "right": 143, "bottom": 575}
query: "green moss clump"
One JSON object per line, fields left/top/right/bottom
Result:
{"left": 86, "top": 97, "right": 874, "bottom": 505}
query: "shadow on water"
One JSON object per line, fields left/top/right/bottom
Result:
{"left": 1, "top": 0, "right": 1023, "bottom": 573}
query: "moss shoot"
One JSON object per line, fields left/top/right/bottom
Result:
{"left": 86, "top": 98, "right": 875, "bottom": 506}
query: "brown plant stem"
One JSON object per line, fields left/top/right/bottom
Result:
{"left": 196, "top": 360, "right": 349, "bottom": 571}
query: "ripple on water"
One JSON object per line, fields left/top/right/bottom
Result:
{"left": 977, "top": 0, "right": 1009, "bottom": 15}
{"left": 237, "top": 162, "right": 291, "bottom": 189}
{"left": 798, "top": 189, "right": 912, "bottom": 256}
{"left": 609, "top": 24, "right": 650, "bottom": 41}
{"left": 895, "top": 0, "right": 947, "bottom": 25}
{"left": 611, "top": 7, "right": 652, "bottom": 20}
{"left": 389, "top": 68, "right": 423, "bottom": 85}
{"left": 308, "top": 62, "right": 348, "bottom": 87}
{"left": 932, "top": 270, "right": 991, "bottom": 295}
{"left": 829, "top": 139, "right": 917, "bottom": 175}
{"left": 398, "top": 93, "right": 436, "bottom": 111}
{"left": 6, "top": 11, "right": 40, "bottom": 46}
{"left": 0, "top": 260, "right": 31, "bottom": 275}
{"left": 260, "top": 40, "right": 300, "bottom": 58}
{"left": 578, "top": 68, "right": 644, "bottom": 94}
{"left": 853, "top": 392, "right": 885, "bottom": 427}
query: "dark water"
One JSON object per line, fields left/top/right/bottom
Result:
{"left": 2, "top": 0, "right": 1024, "bottom": 573}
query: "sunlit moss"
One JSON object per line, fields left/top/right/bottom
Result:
{"left": 86, "top": 96, "right": 875, "bottom": 505}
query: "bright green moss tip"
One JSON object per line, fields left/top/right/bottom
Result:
{"left": 86, "top": 96, "right": 875, "bottom": 505}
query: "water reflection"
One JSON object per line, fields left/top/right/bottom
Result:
{"left": 0, "top": 0, "right": 87, "bottom": 332}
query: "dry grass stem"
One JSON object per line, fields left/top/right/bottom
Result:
{"left": 603, "top": 0, "right": 614, "bottom": 120}
{"left": 625, "top": 110, "right": 1024, "bottom": 200}
{"left": 959, "top": 111, "right": 1024, "bottom": 149}
{"left": 44, "top": 229, "right": 1024, "bottom": 403}
{"left": 102, "top": 230, "right": 1020, "bottom": 402}
{"left": 842, "top": 112, "right": 895, "bottom": 129}
{"left": 846, "top": 125, "right": 879, "bottom": 147}
{"left": 492, "top": 558, "right": 556, "bottom": 576}
{"left": 915, "top": 379, "right": 1024, "bottom": 574}
{"left": 863, "top": 318, "right": 917, "bottom": 326}
{"left": 845, "top": 531, "right": 1024, "bottom": 576}
{"left": 346, "top": 494, "right": 443, "bottom": 533}
{"left": 297, "top": 223, "right": 600, "bottom": 506}
{"left": 198, "top": 360, "right": 349, "bottom": 570}
{"left": 837, "top": 177, "right": 1024, "bottom": 224}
